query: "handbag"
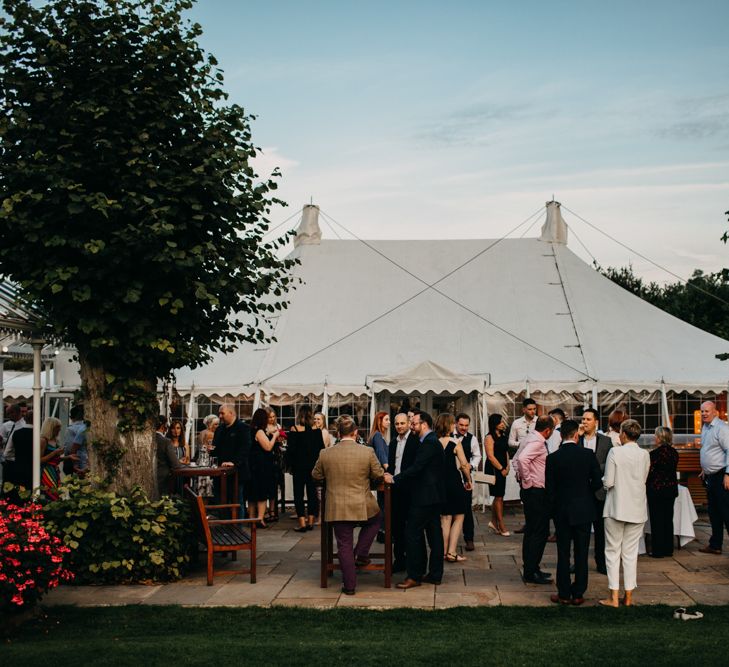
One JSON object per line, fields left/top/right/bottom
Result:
{"left": 473, "top": 470, "right": 496, "bottom": 485}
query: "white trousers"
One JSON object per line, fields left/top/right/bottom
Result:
{"left": 604, "top": 517, "right": 644, "bottom": 591}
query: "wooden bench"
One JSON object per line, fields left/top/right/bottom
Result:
{"left": 185, "top": 485, "right": 257, "bottom": 585}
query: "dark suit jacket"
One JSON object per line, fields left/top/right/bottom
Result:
{"left": 578, "top": 432, "right": 612, "bottom": 501}
{"left": 212, "top": 419, "right": 252, "bottom": 481}
{"left": 388, "top": 431, "right": 419, "bottom": 474}
{"left": 11, "top": 427, "right": 33, "bottom": 488}
{"left": 156, "top": 431, "right": 182, "bottom": 493}
{"left": 546, "top": 441, "right": 603, "bottom": 526}
{"left": 393, "top": 430, "right": 444, "bottom": 507}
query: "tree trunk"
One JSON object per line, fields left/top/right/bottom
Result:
{"left": 78, "top": 355, "right": 157, "bottom": 498}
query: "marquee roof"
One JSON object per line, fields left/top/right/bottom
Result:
{"left": 173, "top": 202, "right": 729, "bottom": 397}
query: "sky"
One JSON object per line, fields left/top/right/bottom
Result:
{"left": 189, "top": 0, "right": 729, "bottom": 282}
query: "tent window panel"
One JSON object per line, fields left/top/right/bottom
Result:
{"left": 194, "top": 395, "right": 254, "bottom": 425}
{"left": 271, "top": 398, "right": 325, "bottom": 430}
{"left": 327, "top": 401, "right": 370, "bottom": 439}
{"left": 668, "top": 391, "right": 725, "bottom": 435}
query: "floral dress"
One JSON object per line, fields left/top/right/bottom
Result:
{"left": 41, "top": 439, "right": 61, "bottom": 501}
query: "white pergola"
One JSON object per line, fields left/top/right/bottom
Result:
{"left": 0, "top": 280, "right": 57, "bottom": 491}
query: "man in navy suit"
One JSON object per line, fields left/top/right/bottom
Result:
{"left": 386, "top": 411, "right": 445, "bottom": 588}
{"left": 578, "top": 408, "right": 613, "bottom": 574}
{"left": 388, "top": 412, "right": 421, "bottom": 573}
{"left": 546, "top": 419, "right": 603, "bottom": 605}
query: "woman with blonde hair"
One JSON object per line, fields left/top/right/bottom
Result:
{"left": 266, "top": 407, "right": 286, "bottom": 522}
{"left": 197, "top": 414, "right": 219, "bottom": 454}
{"left": 194, "top": 414, "right": 218, "bottom": 498}
{"left": 436, "top": 413, "right": 473, "bottom": 562}
{"left": 313, "top": 412, "right": 332, "bottom": 447}
{"left": 40, "top": 417, "right": 63, "bottom": 500}
{"left": 600, "top": 419, "right": 650, "bottom": 607}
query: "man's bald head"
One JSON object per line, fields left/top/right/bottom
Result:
{"left": 701, "top": 401, "right": 718, "bottom": 425}
{"left": 394, "top": 413, "right": 409, "bottom": 435}
{"left": 218, "top": 404, "right": 237, "bottom": 426}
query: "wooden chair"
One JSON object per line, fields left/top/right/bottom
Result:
{"left": 185, "top": 485, "right": 257, "bottom": 585}
{"left": 677, "top": 450, "right": 707, "bottom": 506}
{"left": 320, "top": 482, "right": 392, "bottom": 588}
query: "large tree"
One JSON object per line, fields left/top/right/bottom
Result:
{"left": 0, "top": 0, "right": 295, "bottom": 495}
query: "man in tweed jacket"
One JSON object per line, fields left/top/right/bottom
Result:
{"left": 312, "top": 414, "right": 384, "bottom": 595}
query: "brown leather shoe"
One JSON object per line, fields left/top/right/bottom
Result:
{"left": 571, "top": 597, "right": 585, "bottom": 606}
{"left": 397, "top": 578, "right": 422, "bottom": 589}
{"left": 550, "top": 593, "right": 571, "bottom": 605}
{"left": 698, "top": 545, "right": 722, "bottom": 555}
{"left": 465, "top": 540, "right": 475, "bottom": 551}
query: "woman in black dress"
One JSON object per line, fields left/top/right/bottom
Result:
{"left": 247, "top": 408, "right": 279, "bottom": 528}
{"left": 287, "top": 405, "right": 324, "bottom": 532}
{"left": 647, "top": 426, "right": 679, "bottom": 557}
{"left": 436, "top": 413, "right": 473, "bottom": 562}
{"left": 484, "top": 414, "right": 510, "bottom": 536}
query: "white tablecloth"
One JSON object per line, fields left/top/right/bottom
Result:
{"left": 639, "top": 485, "right": 697, "bottom": 554}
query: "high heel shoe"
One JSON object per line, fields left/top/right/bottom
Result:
{"left": 499, "top": 529, "right": 510, "bottom": 537}
{"left": 487, "top": 521, "right": 499, "bottom": 534}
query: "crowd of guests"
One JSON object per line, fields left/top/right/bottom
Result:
{"left": 310, "top": 399, "right": 729, "bottom": 601}
{"left": 5, "top": 393, "right": 728, "bottom": 605}
{"left": 1, "top": 401, "right": 88, "bottom": 501}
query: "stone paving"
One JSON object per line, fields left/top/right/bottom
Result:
{"left": 44, "top": 506, "right": 729, "bottom": 609}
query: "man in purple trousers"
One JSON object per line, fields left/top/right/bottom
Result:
{"left": 312, "top": 414, "right": 384, "bottom": 595}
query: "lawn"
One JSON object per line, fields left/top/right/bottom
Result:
{"left": 3, "top": 604, "right": 725, "bottom": 666}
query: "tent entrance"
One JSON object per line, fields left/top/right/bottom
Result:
{"left": 383, "top": 390, "right": 477, "bottom": 428}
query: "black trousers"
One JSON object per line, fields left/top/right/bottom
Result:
{"left": 521, "top": 487, "right": 549, "bottom": 577}
{"left": 406, "top": 503, "right": 444, "bottom": 582}
{"left": 706, "top": 472, "right": 729, "bottom": 550}
{"left": 592, "top": 500, "right": 606, "bottom": 569}
{"left": 391, "top": 487, "right": 411, "bottom": 568}
{"left": 555, "top": 517, "right": 591, "bottom": 599}
{"left": 462, "top": 490, "right": 474, "bottom": 542}
{"left": 293, "top": 470, "right": 319, "bottom": 518}
{"left": 648, "top": 489, "right": 676, "bottom": 556}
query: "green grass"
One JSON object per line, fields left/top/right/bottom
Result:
{"left": 3, "top": 604, "right": 727, "bottom": 666}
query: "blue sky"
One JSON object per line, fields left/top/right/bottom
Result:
{"left": 190, "top": 1, "right": 729, "bottom": 281}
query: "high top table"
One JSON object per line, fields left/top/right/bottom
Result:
{"left": 171, "top": 464, "right": 238, "bottom": 503}
{"left": 639, "top": 484, "right": 698, "bottom": 554}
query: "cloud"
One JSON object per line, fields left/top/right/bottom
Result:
{"left": 251, "top": 147, "right": 300, "bottom": 180}
{"left": 657, "top": 92, "right": 729, "bottom": 140}
{"left": 413, "top": 101, "right": 549, "bottom": 147}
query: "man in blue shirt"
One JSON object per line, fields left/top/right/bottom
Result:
{"left": 63, "top": 404, "right": 87, "bottom": 476}
{"left": 698, "top": 401, "right": 729, "bottom": 555}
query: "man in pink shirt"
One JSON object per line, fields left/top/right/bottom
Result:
{"left": 515, "top": 415, "right": 555, "bottom": 585}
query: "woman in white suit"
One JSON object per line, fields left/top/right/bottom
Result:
{"left": 599, "top": 419, "right": 650, "bottom": 607}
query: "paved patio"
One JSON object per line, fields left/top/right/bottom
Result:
{"left": 44, "top": 506, "right": 729, "bottom": 609}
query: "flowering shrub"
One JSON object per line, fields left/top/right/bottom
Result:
{"left": 0, "top": 500, "right": 74, "bottom": 611}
